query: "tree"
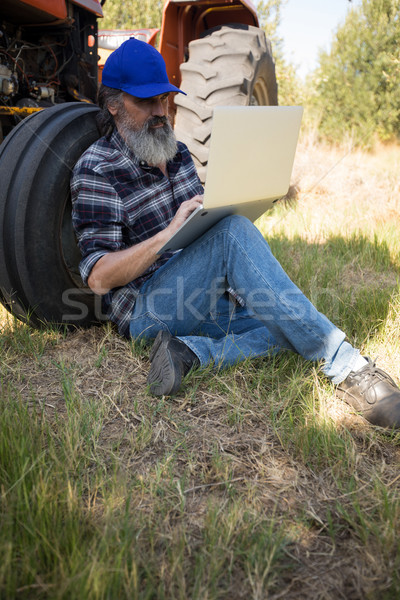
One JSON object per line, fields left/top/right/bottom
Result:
{"left": 256, "top": 0, "right": 284, "bottom": 46}
{"left": 310, "top": 0, "right": 400, "bottom": 145}
{"left": 100, "top": 0, "right": 163, "bottom": 30}
{"left": 257, "top": 0, "right": 305, "bottom": 106}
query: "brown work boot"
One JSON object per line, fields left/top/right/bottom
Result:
{"left": 336, "top": 357, "right": 400, "bottom": 429}
{"left": 147, "top": 330, "right": 199, "bottom": 396}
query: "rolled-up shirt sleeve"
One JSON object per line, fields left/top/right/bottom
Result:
{"left": 71, "top": 165, "right": 128, "bottom": 285}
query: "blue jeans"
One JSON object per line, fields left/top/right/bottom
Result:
{"left": 129, "top": 215, "right": 359, "bottom": 384}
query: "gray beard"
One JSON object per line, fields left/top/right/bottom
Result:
{"left": 117, "top": 113, "right": 178, "bottom": 166}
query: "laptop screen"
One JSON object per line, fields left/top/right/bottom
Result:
{"left": 203, "top": 105, "right": 303, "bottom": 209}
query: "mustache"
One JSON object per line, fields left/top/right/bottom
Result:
{"left": 147, "top": 115, "right": 169, "bottom": 127}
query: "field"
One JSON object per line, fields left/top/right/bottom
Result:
{"left": 1, "top": 133, "right": 400, "bottom": 599}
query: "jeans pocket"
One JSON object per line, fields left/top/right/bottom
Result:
{"left": 129, "top": 310, "right": 169, "bottom": 341}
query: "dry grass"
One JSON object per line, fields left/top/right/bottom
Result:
{"left": 264, "top": 134, "right": 400, "bottom": 240}
{"left": 1, "top": 137, "right": 400, "bottom": 599}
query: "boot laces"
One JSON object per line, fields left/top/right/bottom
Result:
{"left": 354, "top": 357, "right": 397, "bottom": 402}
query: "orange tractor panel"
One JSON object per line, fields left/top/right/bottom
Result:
{"left": 6, "top": 0, "right": 103, "bottom": 21}
{"left": 12, "top": 0, "right": 68, "bottom": 20}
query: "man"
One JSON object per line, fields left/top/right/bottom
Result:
{"left": 71, "top": 38, "right": 400, "bottom": 429}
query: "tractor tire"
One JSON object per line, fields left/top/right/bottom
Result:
{"left": 174, "top": 24, "right": 278, "bottom": 182}
{"left": 0, "top": 102, "right": 101, "bottom": 328}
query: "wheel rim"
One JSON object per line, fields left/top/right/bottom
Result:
{"left": 251, "top": 77, "right": 269, "bottom": 106}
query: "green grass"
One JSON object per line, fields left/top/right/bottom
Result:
{"left": 1, "top": 142, "right": 400, "bottom": 598}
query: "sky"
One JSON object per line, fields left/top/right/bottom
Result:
{"left": 277, "top": 0, "right": 362, "bottom": 79}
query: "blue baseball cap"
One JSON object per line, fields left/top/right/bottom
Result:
{"left": 101, "top": 37, "right": 186, "bottom": 98}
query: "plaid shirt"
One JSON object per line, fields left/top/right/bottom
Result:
{"left": 71, "top": 129, "right": 204, "bottom": 337}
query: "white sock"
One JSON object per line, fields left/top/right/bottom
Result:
{"left": 352, "top": 354, "right": 368, "bottom": 372}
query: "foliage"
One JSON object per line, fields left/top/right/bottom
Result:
{"left": 310, "top": 0, "right": 400, "bottom": 146}
{"left": 256, "top": 0, "right": 284, "bottom": 48}
{"left": 257, "top": 0, "right": 305, "bottom": 106}
{"left": 101, "top": 0, "right": 163, "bottom": 29}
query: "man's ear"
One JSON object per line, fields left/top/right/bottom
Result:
{"left": 107, "top": 102, "right": 118, "bottom": 117}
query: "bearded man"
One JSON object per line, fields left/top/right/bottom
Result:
{"left": 71, "top": 38, "right": 400, "bottom": 429}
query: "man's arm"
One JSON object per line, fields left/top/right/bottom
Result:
{"left": 88, "top": 195, "right": 203, "bottom": 294}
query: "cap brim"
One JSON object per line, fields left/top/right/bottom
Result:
{"left": 120, "top": 82, "right": 186, "bottom": 98}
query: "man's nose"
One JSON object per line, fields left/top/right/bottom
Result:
{"left": 152, "top": 98, "right": 167, "bottom": 117}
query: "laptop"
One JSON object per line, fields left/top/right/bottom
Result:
{"left": 158, "top": 105, "right": 303, "bottom": 254}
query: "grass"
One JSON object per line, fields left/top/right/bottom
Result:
{"left": 1, "top": 136, "right": 400, "bottom": 598}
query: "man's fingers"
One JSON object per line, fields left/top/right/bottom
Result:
{"left": 166, "top": 195, "right": 205, "bottom": 235}
{"left": 177, "top": 198, "right": 202, "bottom": 217}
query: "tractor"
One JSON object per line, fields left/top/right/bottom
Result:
{"left": 0, "top": 0, "right": 277, "bottom": 328}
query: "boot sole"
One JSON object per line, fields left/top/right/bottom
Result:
{"left": 147, "top": 331, "right": 183, "bottom": 396}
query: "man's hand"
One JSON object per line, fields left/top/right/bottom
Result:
{"left": 164, "top": 195, "right": 204, "bottom": 236}
{"left": 87, "top": 194, "right": 204, "bottom": 295}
